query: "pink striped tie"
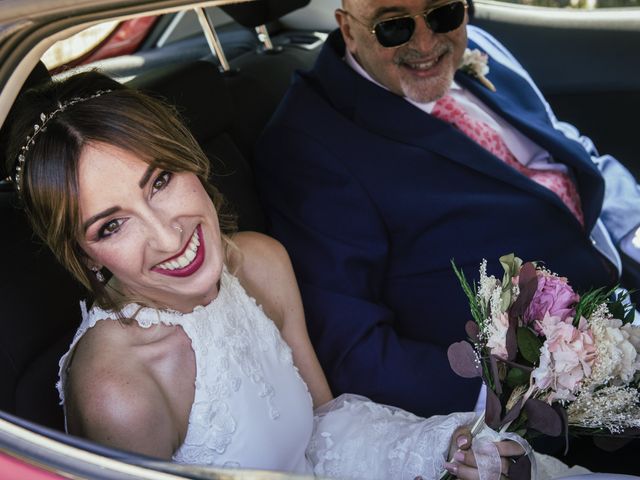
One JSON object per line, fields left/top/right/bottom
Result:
{"left": 432, "top": 95, "right": 584, "bottom": 226}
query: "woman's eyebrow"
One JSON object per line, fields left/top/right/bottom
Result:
{"left": 138, "top": 164, "right": 155, "bottom": 189}
{"left": 83, "top": 206, "right": 120, "bottom": 233}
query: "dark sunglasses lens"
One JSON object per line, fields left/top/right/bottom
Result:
{"left": 427, "top": 1, "right": 466, "bottom": 33}
{"left": 374, "top": 16, "right": 415, "bottom": 47}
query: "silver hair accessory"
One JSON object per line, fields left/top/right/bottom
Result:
{"left": 91, "top": 266, "right": 105, "bottom": 283}
{"left": 13, "top": 89, "right": 112, "bottom": 193}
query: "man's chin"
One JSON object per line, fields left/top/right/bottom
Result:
{"left": 401, "top": 77, "right": 453, "bottom": 104}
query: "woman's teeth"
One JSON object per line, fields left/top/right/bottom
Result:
{"left": 156, "top": 229, "right": 200, "bottom": 271}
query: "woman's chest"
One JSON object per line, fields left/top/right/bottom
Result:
{"left": 174, "top": 317, "right": 314, "bottom": 471}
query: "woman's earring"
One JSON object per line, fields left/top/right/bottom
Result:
{"left": 92, "top": 266, "right": 105, "bottom": 283}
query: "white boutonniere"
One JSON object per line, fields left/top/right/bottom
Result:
{"left": 460, "top": 48, "right": 496, "bottom": 92}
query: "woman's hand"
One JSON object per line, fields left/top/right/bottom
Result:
{"left": 444, "top": 429, "right": 525, "bottom": 480}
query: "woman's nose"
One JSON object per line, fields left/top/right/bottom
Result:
{"left": 147, "top": 217, "right": 183, "bottom": 253}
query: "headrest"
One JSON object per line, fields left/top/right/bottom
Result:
{"left": 220, "top": 0, "right": 311, "bottom": 28}
{"left": 129, "top": 61, "right": 233, "bottom": 142}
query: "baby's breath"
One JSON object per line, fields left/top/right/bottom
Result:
{"left": 568, "top": 386, "right": 640, "bottom": 433}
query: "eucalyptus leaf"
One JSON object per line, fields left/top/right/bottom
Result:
{"left": 485, "top": 387, "right": 503, "bottom": 430}
{"left": 502, "top": 398, "right": 524, "bottom": 426}
{"left": 447, "top": 341, "right": 481, "bottom": 378}
{"left": 465, "top": 320, "right": 480, "bottom": 342}
{"left": 524, "top": 398, "right": 562, "bottom": 437}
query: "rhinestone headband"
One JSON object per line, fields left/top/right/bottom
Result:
{"left": 13, "top": 89, "right": 112, "bottom": 193}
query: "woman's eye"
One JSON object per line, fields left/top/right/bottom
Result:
{"left": 98, "top": 218, "right": 124, "bottom": 239}
{"left": 152, "top": 171, "right": 172, "bottom": 194}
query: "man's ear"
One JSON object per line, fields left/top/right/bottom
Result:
{"left": 335, "top": 9, "right": 357, "bottom": 55}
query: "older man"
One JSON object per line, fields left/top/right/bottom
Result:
{"left": 255, "top": 0, "right": 640, "bottom": 423}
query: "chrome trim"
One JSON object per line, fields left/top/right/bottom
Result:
{"left": 195, "top": 7, "right": 230, "bottom": 72}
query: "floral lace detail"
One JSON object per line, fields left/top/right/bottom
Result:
{"left": 57, "top": 266, "right": 312, "bottom": 469}
{"left": 307, "top": 394, "right": 475, "bottom": 480}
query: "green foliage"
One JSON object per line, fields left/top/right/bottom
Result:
{"left": 573, "top": 285, "right": 636, "bottom": 325}
{"left": 506, "top": 367, "right": 530, "bottom": 388}
{"left": 517, "top": 327, "right": 543, "bottom": 365}
{"left": 573, "top": 286, "right": 617, "bottom": 325}
{"left": 499, "top": 253, "right": 522, "bottom": 311}
{"left": 608, "top": 289, "right": 636, "bottom": 325}
{"left": 451, "top": 260, "right": 485, "bottom": 327}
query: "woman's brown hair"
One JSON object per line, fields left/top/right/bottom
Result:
{"left": 4, "top": 71, "right": 237, "bottom": 313}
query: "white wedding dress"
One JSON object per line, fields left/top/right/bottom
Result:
{"left": 56, "top": 267, "right": 610, "bottom": 480}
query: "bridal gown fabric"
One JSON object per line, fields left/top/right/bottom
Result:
{"left": 57, "top": 267, "right": 600, "bottom": 480}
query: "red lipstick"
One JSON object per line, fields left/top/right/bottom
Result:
{"left": 151, "top": 224, "right": 205, "bottom": 277}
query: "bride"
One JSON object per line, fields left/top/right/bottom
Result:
{"left": 5, "top": 70, "right": 585, "bottom": 480}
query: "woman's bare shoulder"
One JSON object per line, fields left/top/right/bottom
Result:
{"left": 65, "top": 320, "right": 181, "bottom": 458}
{"left": 228, "top": 231, "right": 290, "bottom": 277}
{"left": 228, "top": 232, "right": 296, "bottom": 328}
{"left": 67, "top": 321, "right": 155, "bottom": 420}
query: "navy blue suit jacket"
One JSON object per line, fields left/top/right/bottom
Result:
{"left": 255, "top": 28, "right": 619, "bottom": 417}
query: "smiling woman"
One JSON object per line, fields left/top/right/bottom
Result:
{"left": 4, "top": 71, "right": 235, "bottom": 316}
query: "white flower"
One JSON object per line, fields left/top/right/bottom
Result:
{"left": 605, "top": 319, "right": 640, "bottom": 383}
{"left": 477, "top": 259, "right": 498, "bottom": 302}
{"left": 486, "top": 311, "right": 509, "bottom": 359}
{"left": 460, "top": 48, "right": 495, "bottom": 92}
{"left": 461, "top": 49, "right": 489, "bottom": 75}
{"left": 585, "top": 308, "right": 640, "bottom": 389}
{"left": 622, "top": 322, "right": 640, "bottom": 353}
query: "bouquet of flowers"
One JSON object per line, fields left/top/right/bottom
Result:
{"left": 448, "top": 254, "right": 640, "bottom": 451}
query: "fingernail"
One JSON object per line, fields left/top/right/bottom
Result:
{"left": 456, "top": 436, "right": 468, "bottom": 447}
{"left": 453, "top": 451, "right": 465, "bottom": 462}
{"left": 444, "top": 462, "right": 458, "bottom": 474}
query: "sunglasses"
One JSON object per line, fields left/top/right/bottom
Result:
{"left": 342, "top": 1, "right": 468, "bottom": 48}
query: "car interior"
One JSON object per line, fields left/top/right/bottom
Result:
{"left": 0, "top": 0, "right": 639, "bottom": 476}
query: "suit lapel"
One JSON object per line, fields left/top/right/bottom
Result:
{"left": 456, "top": 51, "right": 604, "bottom": 229}
{"left": 313, "top": 30, "right": 603, "bottom": 230}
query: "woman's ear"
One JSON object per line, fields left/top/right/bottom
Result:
{"left": 78, "top": 247, "right": 100, "bottom": 271}
{"left": 83, "top": 257, "right": 102, "bottom": 271}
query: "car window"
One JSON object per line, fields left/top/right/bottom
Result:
{"left": 43, "top": 16, "right": 160, "bottom": 74}
{"left": 492, "top": 0, "right": 639, "bottom": 8}
{"left": 42, "top": 21, "right": 119, "bottom": 70}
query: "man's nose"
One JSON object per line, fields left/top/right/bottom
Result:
{"left": 411, "top": 14, "right": 438, "bottom": 50}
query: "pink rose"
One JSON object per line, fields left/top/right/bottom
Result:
{"left": 532, "top": 314, "right": 596, "bottom": 401}
{"left": 524, "top": 271, "right": 579, "bottom": 334}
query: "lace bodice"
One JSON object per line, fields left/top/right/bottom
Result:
{"left": 57, "top": 267, "right": 314, "bottom": 474}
